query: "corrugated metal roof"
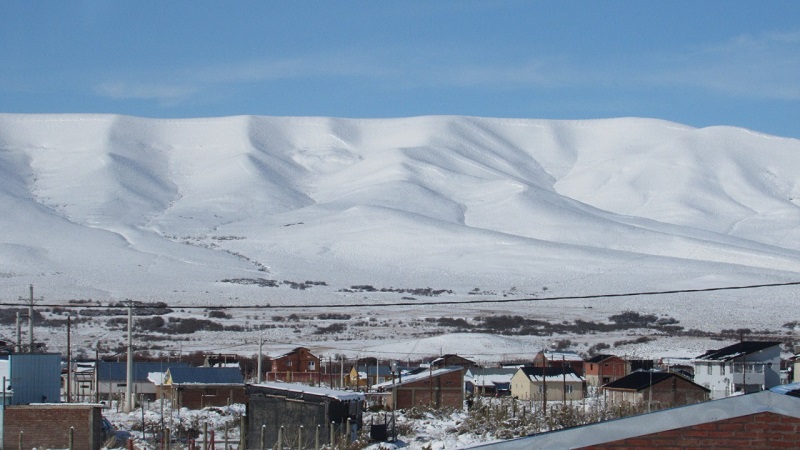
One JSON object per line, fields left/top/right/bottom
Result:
{"left": 250, "top": 382, "right": 364, "bottom": 401}
{"left": 167, "top": 366, "right": 243, "bottom": 385}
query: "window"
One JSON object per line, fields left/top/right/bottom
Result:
{"left": 707, "top": 363, "right": 712, "bottom": 375}
{"left": 721, "top": 364, "right": 725, "bottom": 375}
{"left": 565, "top": 385, "right": 573, "bottom": 393}
{"left": 308, "top": 361, "right": 315, "bottom": 370}
{"left": 538, "top": 385, "right": 547, "bottom": 393}
{"left": 287, "top": 360, "right": 292, "bottom": 367}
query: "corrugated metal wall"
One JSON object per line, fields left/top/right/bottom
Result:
{"left": 9, "top": 353, "right": 61, "bottom": 405}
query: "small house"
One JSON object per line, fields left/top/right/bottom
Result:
{"left": 465, "top": 367, "right": 517, "bottom": 397}
{"left": 373, "top": 367, "right": 465, "bottom": 410}
{"left": 267, "top": 347, "right": 320, "bottom": 384}
{"left": 533, "top": 351, "right": 585, "bottom": 376}
{"left": 583, "top": 354, "right": 629, "bottom": 387}
{"left": 511, "top": 366, "right": 584, "bottom": 402}
{"left": 163, "top": 366, "right": 246, "bottom": 409}
{"left": 692, "top": 341, "right": 781, "bottom": 399}
{"left": 602, "top": 371, "right": 709, "bottom": 408}
{"left": 95, "top": 360, "right": 188, "bottom": 403}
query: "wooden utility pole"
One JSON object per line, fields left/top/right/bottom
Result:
{"left": 125, "top": 300, "right": 134, "bottom": 413}
{"left": 66, "top": 315, "right": 72, "bottom": 402}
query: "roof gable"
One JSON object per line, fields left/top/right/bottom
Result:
{"left": 519, "top": 366, "right": 583, "bottom": 383}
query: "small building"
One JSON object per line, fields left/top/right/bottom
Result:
{"left": 533, "top": 351, "right": 585, "bottom": 376}
{"left": 3, "top": 404, "right": 105, "bottom": 450}
{"left": 510, "top": 366, "right": 584, "bottom": 402}
{"left": 346, "top": 365, "right": 394, "bottom": 389}
{"left": 246, "top": 382, "right": 364, "bottom": 449}
{"left": 692, "top": 341, "right": 781, "bottom": 399}
{"left": 7, "top": 353, "right": 61, "bottom": 405}
{"left": 267, "top": 347, "right": 321, "bottom": 384}
{"left": 465, "top": 367, "right": 517, "bottom": 397}
{"left": 584, "top": 354, "right": 629, "bottom": 387}
{"left": 602, "top": 371, "right": 709, "bottom": 408}
{"left": 163, "top": 366, "right": 246, "bottom": 409}
{"left": 373, "top": 367, "right": 465, "bottom": 410}
{"left": 471, "top": 388, "right": 800, "bottom": 449}
{"left": 95, "top": 360, "right": 188, "bottom": 403}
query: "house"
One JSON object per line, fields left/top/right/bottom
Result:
{"left": 465, "top": 367, "right": 517, "bottom": 397}
{"left": 162, "top": 366, "right": 246, "bottom": 409}
{"left": 246, "top": 382, "right": 365, "bottom": 449}
{"left": 533, "top": 351, "right": 585, "bottom": 376}
{"left": 373, "top": 367, "right": 465, "bottom": 410}
{"left": 266, "top": 347, "right": 320, "bottom": 384}
{"left": 510, "top": 366, "right": 584, "bottom": 402}
{"left": 470, "top": 387, "right": 800, "bottom": 449}
{"left": 430, "top": 354, "right": 477, "bottom": 369}
{"left": 345, "top": 365, "right": 394, "bottom": 389}
{"left": 692, "top": 341, "right": 781, "bottom": 399}
{"left": 583, "top": 354, "right": 629, "bottom": 387}
{"left": 95, "top": 360, "right": 188, "bottom": 403}
{"left": 3, "top": 404, "right": 105, "bottom": 450}
{"left": 601, "top": 371, "right": 709, "bottom": 408}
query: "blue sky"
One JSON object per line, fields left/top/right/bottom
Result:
{"left": 2, "top": 1, "right": 799, "bottom": 137}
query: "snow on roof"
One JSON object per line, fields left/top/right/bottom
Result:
{"left": 465, "top": 368, "right": 517, "bottom": 386}
{"left": 250, "top": 382, "right": 365, "bottom": 401}
{"left": 519, "top": 367, "right": 583, "bottom": 383}
{"left": 692, "top": 341, "right": 781, "bottom": 362}
{"left": 541, "top": 351, "right": 584, "bottom": 362}
{"left": 373, "top": 367, "right": 463, "bottom": 390}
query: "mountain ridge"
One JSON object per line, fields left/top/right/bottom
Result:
{"left": 1, "top": 113, "right": 799, "bottom": 303}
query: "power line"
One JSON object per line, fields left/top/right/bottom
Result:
{"left": 1, "top": 280, "right": 798, "bottom": 310}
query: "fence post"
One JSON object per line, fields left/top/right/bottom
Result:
{"left": 329, "top": 421, "right": 335, "bottom": 448}
{"left": 164, "top": 427, "right": 170, "bottom": 450}
{"left": 69, "top": 426, "right": 74, "bottom": 450}
{"left": 260, "top": 424, "right": 266, "bottom": 450}
{"left": 210, "top": 430, "right": 215, "bottom": 449}
{"left": 278, "top": 425, "right": 284, "bottom": 449}
{"left": 346, "top": 417, "right": 351, "bottom": 443}
{"left": 298, "top": 425, "right": 304, "bottom": 449}
{"left": 315, "top": 424, "right": 320, "bottom": 450}
{"left": 203, "top": 422, "right": 208, "bottom": 450}
{"left": 18, "top": 430, "right": 22, "bottom": 450}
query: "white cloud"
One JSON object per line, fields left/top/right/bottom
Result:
{"left": 652, "top": 30, "right": 800, "bottom": 100}
{"left": 94, "top": 81, "right": 198, "bottom": 106}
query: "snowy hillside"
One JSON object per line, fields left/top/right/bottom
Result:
{"left": 1, "top": 114, "right": 799, "bottom": 312}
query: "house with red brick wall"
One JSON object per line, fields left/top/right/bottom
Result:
{"left": 469, "top": 386, "right": 800, "bottom": 449}
{"left": 533, "top": 350, "right": 585, "bottom": 376}
{"left": 601, "top": 371, "right": 709, "bottom": 409}
{"left": 373, "top": 367, "right": 464, "bottom": 410}
{"left": 584, "top": 354, "right": 629, "bottom": 387}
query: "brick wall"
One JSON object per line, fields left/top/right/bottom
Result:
{"left": 3, "top": 405, "right": 104, "bottom": 450}
{"left": 583, "top": 412, "right": 800, "bottom": 449}
{"left": 394, "top": 370, "right": 463, "bottom": 409}
{"left": 176, "top": 385, "right": 247, "bottom": 409}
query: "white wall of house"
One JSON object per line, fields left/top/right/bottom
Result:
{"left": 693, "top": 346, "right": 780, "bottom": 400}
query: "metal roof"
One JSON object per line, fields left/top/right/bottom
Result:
{"left": 96, "top": 361, "right": 189, "bottom": 382}
{"left": 166, "top": 366, "right": 243, "bottom": 385}
{"left": 519, "top": 366, "right": 583, "bottom": 383}
{"left": 602, "top": 371, "right": 708, "bottom": 392}
{"left": 693, "top": 341, "right": 781, "bottom": 362}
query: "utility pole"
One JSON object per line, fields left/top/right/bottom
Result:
{"left": 257, "top": 335, "right": 263, "bottom": 384}
{"left": 125, "top": 300, "right": 134, "bottom": 413}
{"left": 15, "top": 312, "right": 21, "bottom": 353}
{"left": 66, "top": 315, "right": 72, "bottom": 402}
{"left": 19, "top": 284, "right": 42, "bottom": 353}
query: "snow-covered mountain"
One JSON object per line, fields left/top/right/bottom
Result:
{"left": 2, "top": 114, "right": 799, "bottom": 307}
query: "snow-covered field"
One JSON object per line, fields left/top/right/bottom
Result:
{"left": 1, "top": 114, "right": 800, "bottom": 359}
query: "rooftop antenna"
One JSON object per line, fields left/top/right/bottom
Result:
{"left": 19, "top": 285, "right": 42, "bottom": 353}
